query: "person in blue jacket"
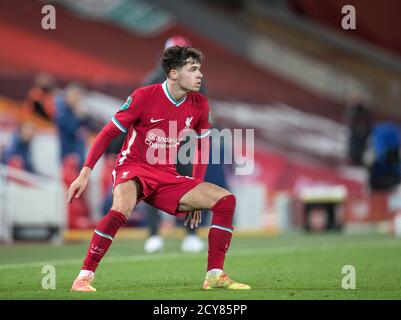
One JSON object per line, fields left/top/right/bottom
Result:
{"left": 54, "top": 83, "right": 90, "bottom": 167}
{"left": 2, "top": 122, "right": 36, "bottom": 172}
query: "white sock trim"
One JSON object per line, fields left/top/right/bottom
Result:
{"left": 79, "top": 270, "right": 94, "bottom": 278}
{"left": 207, "top": 269, "right": 223, "bottom": 277}
{"left": 210, "top": 225, "right": 233, "bottom": 233}
{"left": 95, "top": 229, "right": 114, "bottom": 241}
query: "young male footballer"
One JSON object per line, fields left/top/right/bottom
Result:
{"left": 68, "top": 46, "right": 250, "bottom": 291}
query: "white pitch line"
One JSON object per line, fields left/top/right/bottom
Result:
{"left": 0, "top": 248, "right": 265, "bottom": 270}
{"left": 0, "top": 239, "right": 399, "bottom": 270}
{"left": 0, "top": 252, "right": 189, "bottom": 270}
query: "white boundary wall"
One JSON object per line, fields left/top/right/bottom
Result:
{"left": 0, "top": 164, "right": 66, "bottom": 243}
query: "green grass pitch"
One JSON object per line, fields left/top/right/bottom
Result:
{"left": 0, "top": 232, "right": 401, "bottom": 299}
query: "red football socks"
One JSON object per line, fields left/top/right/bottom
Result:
{"left": 82, "top": 195, "right": 236, "bottom": 273}
{"left": 82, "top": 210, "right": 127, "bottom": 272}
{"left": 207, "top": 194, "right": 236, "bottom": 271}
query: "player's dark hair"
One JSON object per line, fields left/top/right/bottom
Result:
{"left": 161, "top": 46, "right": 204, "bottom": 77}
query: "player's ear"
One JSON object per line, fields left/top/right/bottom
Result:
{"left": 170, "top": 69, "right": 178, "bottom": 80}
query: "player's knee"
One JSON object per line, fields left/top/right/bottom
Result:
{"left": 210, "top": 194, "right": 236, "bottom": 228}
{"left": 111, "top": 200, "right": 135, "bottom": 218}
{"left": 111, "top": 181, "right": 139, "bottom": 218}
{"left": 223, "top": 193, "right": 236, "bottom": 210}
{"left": 208, "top": 187, "right": 232, "bottom": 207}
{"left": 212, "top": 193, "right": 236, "bottom": 213}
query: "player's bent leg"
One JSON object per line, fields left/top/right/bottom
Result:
{"left": 71, "top": 180, "right": 140, "bottom": 292}
{"left": 111, "top": 179, "right": 141, "bottom": 218}
{"left": 177, "top": 182, "right": 232, "bottom": 212}
{"left": 177, "top": 182, "right": 251, "bottom": 290}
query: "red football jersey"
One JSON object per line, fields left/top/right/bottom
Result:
{"left": 111, "top": 81, "right": 211, "bottom": 167}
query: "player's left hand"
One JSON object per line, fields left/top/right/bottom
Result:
{"left": 184, "top": 210, "right": 201, "bottom": 229}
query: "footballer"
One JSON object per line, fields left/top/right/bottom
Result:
{"left": 67, "top": 46, "right": 250, "bottom": 291}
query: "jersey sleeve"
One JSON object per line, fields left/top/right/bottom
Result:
{"left": 83, "top": 121, "right": 123, "bottom": 169}
{"left": 82, "top": 89, "right": 145, "bottom": 169}
{"left": 111, "top": 89, "right": 145, "bottom": 133}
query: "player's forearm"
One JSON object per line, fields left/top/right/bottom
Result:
{"left": 83, "top": 121, "right": 122, "bottom": 169}
{"left": 79, "top": 166, "right": 92, "bottom": 178}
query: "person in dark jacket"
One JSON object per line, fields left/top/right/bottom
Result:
{"left": 23, "top": 73, "right": 57, "bottom": 122}
{"left": 54, "top": 83, "right": 90, "bottom": 167}
{"left": 2, "top": 122, "right": 36, "bottom": 172}
{"left": 344, "top": 91, "right": 373, "bottom": 166}
{"left": 142, "top": 36, "right": 209, "bottom": 253}
{"left": 55, "top": 83, "right": 94, "bottom": 229}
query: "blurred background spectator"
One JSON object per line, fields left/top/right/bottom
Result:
{"left": 1, "top": 122, "right": 36, "bottom": 173}
{"left": 144, "top": 35, "right": 208, "bottom": 253}
{"left": 23, "top": 73, "right": 57, "bottom": 122}
{"left": 364, "top": 122, "right": 401, "bottom": 191}
{"left": 54, "top": 82, "right": 90, "bottom": 167}
{"left": 344, "top": 90, "right": 373, "bottom": 166}
{"left": 54, "top": 83, "right": 95, "bottom": 229}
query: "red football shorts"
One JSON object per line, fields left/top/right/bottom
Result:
{"left": 112, "top": 161, "right": 203, "bottom": 215}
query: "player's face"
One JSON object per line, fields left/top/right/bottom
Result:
{"left": 176, "top": 58, "right": 203, "bottom": 92}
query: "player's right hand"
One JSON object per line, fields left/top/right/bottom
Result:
{"left": 67, "top": 175, "right": 88, "bottom": 203}
{"left": 184, "top": 210, "right": 201, "bottom": 229}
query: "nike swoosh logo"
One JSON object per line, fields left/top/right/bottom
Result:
{"left": 89, "top": 250, "right": 102, "bottom": 255}
{"left": 150, "top": 118, "right": 165, "bottom": 123}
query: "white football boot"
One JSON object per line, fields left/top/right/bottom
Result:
{"left": 181, "top": 235, "right": 205, "bottom": 253}
{"left": 144, "top": 235, "right": 164, "bottom": 253}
